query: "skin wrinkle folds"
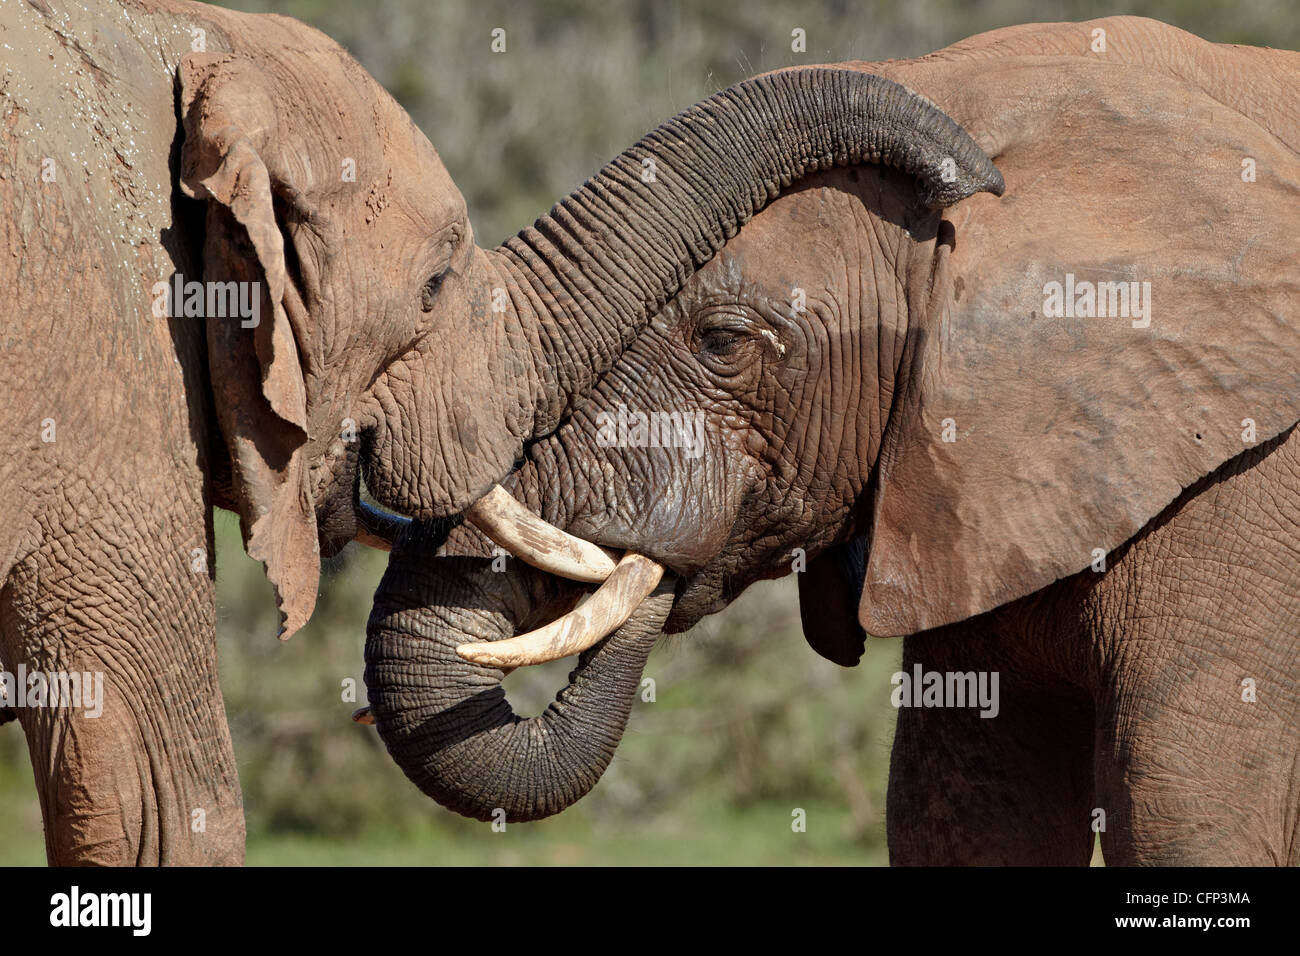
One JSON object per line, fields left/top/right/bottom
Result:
{"left": 368, "top": 157, "right": 945, "bottom": 818}
{"left": 367, "top": 18, "right": 1300, "bottom": 862}
{"left": 7, "top": 4, "right": 1300, "bottom": 865}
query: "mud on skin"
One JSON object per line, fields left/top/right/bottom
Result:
{"left": 1, "top": 0, "right": 998, "bottom": 863}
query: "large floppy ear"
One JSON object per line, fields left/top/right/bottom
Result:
{"left": 179, "top": 52, "right": 318, "bottom": 637}
{"left": 858, "top": 58, "right": 1300, "bottom": 637}
{"left": 798, "top": 540, "right": 868, "bottom": 666}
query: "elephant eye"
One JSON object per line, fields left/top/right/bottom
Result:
{"left": 699, "top": 328, "right": 743, "bottom": 356}
{"left": 693, "top": 310, "right": 754, "bottom": 361}
{"left": 420, "top": 271, "right": 446, "bottom": 312}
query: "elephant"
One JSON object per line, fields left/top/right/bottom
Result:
{"left": 365, "top": 16, "right": 1300, "bottom": 865}
{"left": 0, "top": 0, "right": 999, "bottom": 863}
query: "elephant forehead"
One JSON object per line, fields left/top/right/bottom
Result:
{"left": 719, "top": 187, "right": 859, "bottom": 287}
{"left": 263, "top": 52, "right": 464, "bottom": 231}
{"left": 373, "top": 94, "right": 468, "bottom": 225}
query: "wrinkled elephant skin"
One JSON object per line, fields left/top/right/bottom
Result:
{"left": 370, "top": 17, "right": 1300, "bottom": 865}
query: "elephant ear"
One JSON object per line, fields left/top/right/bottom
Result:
{"left": 798, "top": 540, "right": 868, "bottom": 666}
{"left": 179, "top": 52, "right": 318, "bottom": 638}
{"left": 857, "top": 63, "right": 1300, "bottom": 637}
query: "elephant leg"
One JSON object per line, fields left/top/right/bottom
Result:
{"left": 1091, "top": 599, "right": 1300, "bottom": 865}
{"left": 1086, "top": 432, "right": 1300, "bottom": 866}
{"left": 1093, "top": 632, "right": 1300, "bottom": 865}
{"left": 0, "top": 492, "right": 244, "bottom": 865}
{"left": 1093, "top": 719, "right": 1295, "bottom": 865}
{"left": 887, "top": 620, "right": 1096, "bottom": 865}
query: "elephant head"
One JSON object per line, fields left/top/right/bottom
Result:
{"left": 179, "top": 25, "right": 1005, "bottom": 638}
{"left": 361, "top": 72, "right": 1008, "bottom": 819}
{"left": 365, "top": 45, "right": 1300, "bottom": 821}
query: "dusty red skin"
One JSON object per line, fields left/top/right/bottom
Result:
{"left": 0, "top": 0, "right": 998, "bottom": 863}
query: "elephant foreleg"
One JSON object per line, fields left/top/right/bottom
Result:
{"left": 887, "top": 623, "right": 1096, "bottom": 865}
{"left": 1091, "top": 621, "right": 1300, "bottom": 866}
{"left": 1089, "top": 429, "right": 1300, "bottom": 866}
{"left": 0, "top": 492, "right": 244, "bottom": 865}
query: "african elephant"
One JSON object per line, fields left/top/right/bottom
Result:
{"left": 1, "top": 0, "right": 982, "bottom": 864}
{"left": 366, "top": 17, "right": 1300, "bottom": 865}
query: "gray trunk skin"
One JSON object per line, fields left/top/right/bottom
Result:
{"left": 365, "top": 522, "right": 674, "bottom": 822}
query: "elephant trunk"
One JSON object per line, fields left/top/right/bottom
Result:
{"left": 500, "top": 67, "right": 1003, "bottom": 436}
{"left": 364, "top": 523, "right": 673, "bottom": 821}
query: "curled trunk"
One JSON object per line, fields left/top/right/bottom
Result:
{"left": 365, "top": 524, "right": 673, "bottom": 821}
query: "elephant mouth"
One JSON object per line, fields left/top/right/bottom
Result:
{"left": 353, "top": 468, "right": 415, "bottom": 553}
{"left": 355, "top": 479, "right": 670, "bottom": 670}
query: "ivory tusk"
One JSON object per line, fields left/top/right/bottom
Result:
{"left": 456, "top": 552, "right": 664, "bottom": 667}
{"left": 351, "top": 707, "right": 375, "bottom": 725}
{"left": 466, "top": 485, "right": 618, "bottom": 583}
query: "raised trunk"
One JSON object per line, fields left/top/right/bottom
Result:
{"left": 499, "top": 67, "right": 1003, "bottom": 438}
{"left": 364, "top": 523, "right": 673, "bottom": 821}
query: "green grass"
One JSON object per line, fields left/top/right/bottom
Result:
{"left": 246, "top": 800, "right": 886, "bottom": 866}
{"left": 0, "top": 738, "right": 46, "bottom": 864}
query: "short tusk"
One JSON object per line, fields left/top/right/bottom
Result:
{"left": 456, "top": 552, "right": 664, "bottom": 668}
{"left": 351, "top": 707, "right": 375, "bottom": 725}
{"left": 466, "top": 485, "right": 618, "bottom": 583}
{"left": 356, "top": 499, "right": 412, "bottom": 552}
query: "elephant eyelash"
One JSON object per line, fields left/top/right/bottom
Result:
{"left": 419, "top": 227, "right": 462, "bottom": 313}
{"left": 698, "top": 328, "right": 745, "bottom": 356}
{"left": 420, "top": 270, "right": 447, "bottom": 312}
{"left": 693, "top": 309, "right": 755, "bottom": 358}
